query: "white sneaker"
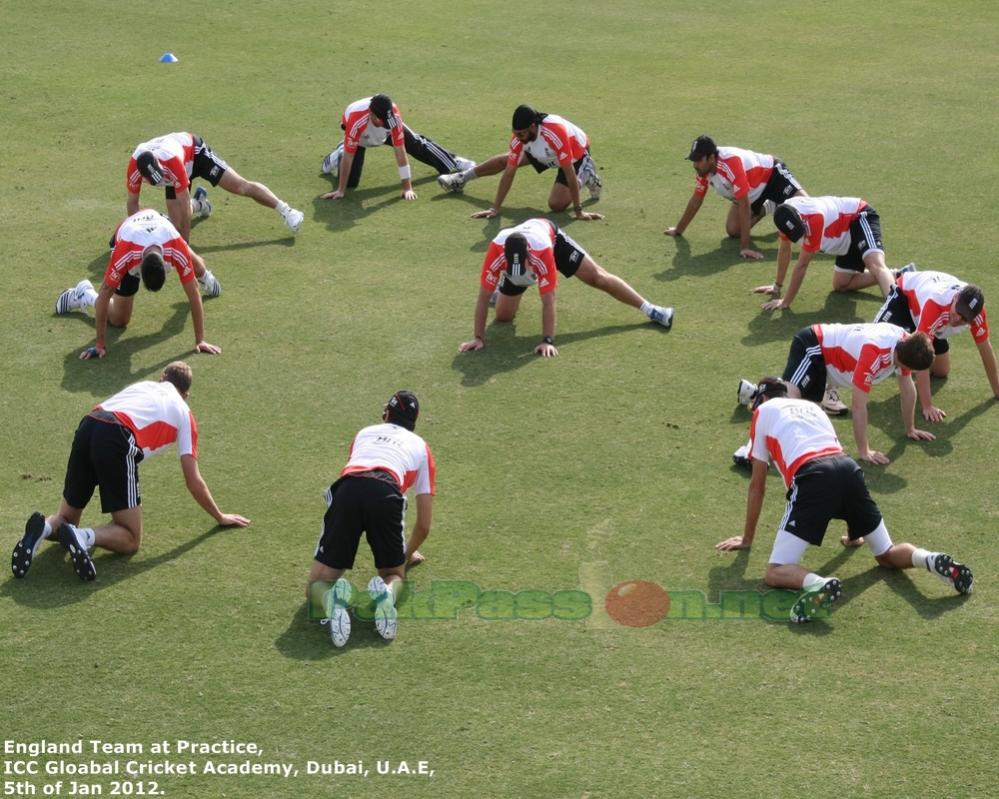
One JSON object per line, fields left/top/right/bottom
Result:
{"left": 192, "top": 187, "right": 212, "bottom": 218}
{"left": 283, "top": 208, "right": 304, "bottom": 233}
{"left": 648, "top": 305, "right": 673, "bottom": 329}
{"left": 453, "top": 156, "right": 475, "bottom": 172}
{"left": 437, "top": 171, "right": 466, "bottom": 193}
{"left": 322, "top": 578, "right": 353, "bottom": 647}
{"left": 737, "top": 378, "right": 757, "bottom": 407}
{"left": 577, "top": 155, "right": 602, "bottom": 200}
{"left": 929, "top": 554, "right": 973, "bottom": 595}
{"left": 55, "top": 279, "right": 94, "bottom": 314}
{"left": 762, "top": 199, "right": 777, "bottom": 216}
{"left": 368, "top": 576, "right": 397, "bottom": 641}
{"left": 321, "top": 144, "right": 343, "bottom": 177}
{"left": 821, "top": 386, "right": 848, "bottom": 415}
{"left": 732, "top": 442, "right": 751, "bottom": 469}
{"left": 197, "top": 270, "right": 222, "bottom": 298}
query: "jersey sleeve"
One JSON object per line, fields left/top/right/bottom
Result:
{"left": 721, "top": 155, "right": 750, "bottom": 200}
{"left": 126, "top": 157, "right": 142, "bottom": 194}
{"left": 916, "top": 299, "right": 949, "bottom": 336}
{"left": 413, "top": 444, "right": 436, "bottom": 496}
{"left": 748, "top": 410, "right": 769, "bottom": 463}
{"left": 801, "top": 214, "right": 823, "bottom": 253}
{"left": 852, "top": 344, "right": 893, "bottom": 391}
{"left": 343, "top": 113, "right": 364, "bottom": 155}
{"left": 480, "top": 242, "right": 506, "bottom": 291}
{"left": 388, "top": 105, "right": 405, "bottom": 148}
{"left": 176, "top": 410, "right": 198, "bottom": 459}
{"left": 541, "top": 123, "right": 573, "bottom": 167}
{"left": 168, "top": 237, "right": 197, "bottom": 284}
{"left": 535, "top": 249, "right": 558, "bottom": 295}
{"left": 105, "top": 243, "right": 138, "bottom": 289}
{"left": 970, "top": 309, "right": 989, "bottom": 344}
{"left": 693, "top": 174, "right": 710, "bottom": 197}
{"left": 162, "top": 155, "right": 190, "bottom": 193}
{"left": 506, "top": 136, "right": 524, "bottom": 167}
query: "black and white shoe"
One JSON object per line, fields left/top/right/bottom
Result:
{"left": 930, "top": 554, "right": 973, "bottom": 595}
{"left": 58, "top": 523, "right": 96, "bottom": 581}
{"left": 11, "top": 512, "right": 46, "bottom": 578}
{"left": 790, "top": 577, "right": 842, "bottom": 623}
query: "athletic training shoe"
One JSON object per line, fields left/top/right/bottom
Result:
{"left": 821, "top": 386, "right": 848, "bottom": 416}
{"left": 762, "top": 199, "right": 777, "bottom": 216}
{"left": 737, "top": 379, "right": 757, "bottom": 408}
{"left": 893, "top": 262, "right": 917, "bottom": 279}
{"left": 321, "top": 145, "right": 343, "bottom": 177}
{"left": 930, "top": 554, "right": 974, "bottom": 595}
{"left": 55, "top": 279, "right": 94, "bottom": 315}
{"left": 437, "top": 171, "right": 466, "bottom": 193}
{"left": 648, "top": 305, "right": 674, "bottom": 329}
{"left": 197, "top": 270, "right": 222, "bottom": 298}
{"left": 368, "top": 576, "right": 398, "bottom": 641}
{"left": 283, "top": 208, "right": 304, "bottom": 233}
{"left": 58, "top": 523, "right": 96, "bottom": 581}
{"left": 732, "top": 442, "right": 751, "bottom": 469}
{"left": 790, "top": 577, "right": 842, "bottom": 623}
{"left": 453, "top": 156, "right": 476, "bottom": 172}
{"left": 322, "top": 578, "right": 354, "bottom": 647}
{"left": 192, "top": 187, "right": 212, "bottom": 218}
{"left": 577, "top": 156, "right": 602, "bottom": 200}
{"left": 11, "top": 512, "right": 46, "bottom": 578}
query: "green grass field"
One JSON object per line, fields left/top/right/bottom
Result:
{"left": 2, "top": 1, "right": 997, "bottom": 797}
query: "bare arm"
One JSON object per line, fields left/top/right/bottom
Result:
{"left": 915, "top": 367, "right": 945, "bottom": 422}
{"left": 181, "top": 454, "right": 250, "bottom": 527}
{"left": 126, "top": 190, "right": 140, "bottom": 218}
{"left": 977, "top": 338, "right": 999, "bottom": 398}
{"left": 181, "top": 278, "right": 220, "bottom": 354}
{"left": 458, "top": 287, "right": 493, "bottom": 352}
{"left": 321, "top": 150, "right": 356, "bottom": 200}
{"left": 393, "top": 143, "right": 416, "bottom": 200}
{"left": 763, "top": 246, "right": 812, "bottom": 311}
{"left": 735, "top": 196, "right": 762, "bottom": 258}
{"left": 716, "top": 458, "right": 767, "bottom": 550}
{"left": 472, "top": 159, "right": 519, "bottom": 219}
{"left": 664, "top": 192, "right": 704, "bottom": 236}
{"left": 81, "top": 282, "right": 116, "bottom": 359}
{"left": 851, "top": 388, "right": 888, "bottom": 464}
{"left": 166, "top": 193, "right": 193, "bottom": 242}
{"left": 535, "top": 290, "right": 558, "bottom": 357}
{"left": 898, "top": 373, "right": 934, "bottom": 442}
{"left": 405, "top": 493, "right": 433, "bottom": 563}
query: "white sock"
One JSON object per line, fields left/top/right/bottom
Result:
{"left": 461, "top": 168, "right": 477, "bottom": 182}
{"left": 42, "top": 520, "right": 54, "bottom": 539}
{"left": 802, "top": 572, "right": 826, "bottom": 590}
{"left": 639, "top": 300, "right": 654, "bottom": 316}
{"left": 77, "top": 527, "right": 96, "bottom": 549}
{"left": 276, "top": 201, "right": 290, "bottom": 216}
{"left": 911, "top": 548, "right": 936, "bottom": 571}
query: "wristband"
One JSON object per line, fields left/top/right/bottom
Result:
{"left": 398, "top": 164, "right": 411, "bottom": 180}
{"left": 542, "top": 336, "right": 554, "bottom": 345}
{"left": 574, "top": 206, "right": 583, "bottom": 214}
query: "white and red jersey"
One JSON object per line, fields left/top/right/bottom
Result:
{"left": 340, "top": 423, "right": 436, "bottom": 495}
{"left": 897, "top": 270, "right": 989, "bottom": 344}
{"left": 778, "top": 196, "right": 869, "bottom": 255}
{"left": 341, "top": 97, "right": 405, "bottom": 154}
{"left": 126, "top": 132, "right": 196, "bottom": 195}
{"left": 814, "top": 323, "right": 910, "bottom": 393}
{"left": 96, "top": 380, "right": 198, "bottom": 460}
{"left": 749, "top": 398, "right": 844, "bottom": 487}
{"left": 479, "top": 218, "right": 559, "bottom": 296}
{"left": 507, "top": 114, "right": 589, "bottom": 170}
{"left": 694, "top": 146, "right": 775, "bottom": 203}
{"left": 104, "top": 210, "right": 196, "bottom": 290}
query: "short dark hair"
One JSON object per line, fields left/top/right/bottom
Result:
{"left": 384, "top": 390, "right": 419, "bottom": 431}
{"left": 752, "top": 376, "right": 788, "bottom": 410}
{"left": 161, "top": 361, "right": 193, "bottom": 394}
{"left": 773, "top": 204, "right": 807, "bottom": 243}
{"left": 369, "top": 94, "right": 394, "bottom": 121}
{"left": 896, "top": 332, "right": 935, "bottom": 371}
{"left": 140, "top": 250, "right": 166, "bottom": 292}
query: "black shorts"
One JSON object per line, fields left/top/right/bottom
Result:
{"left": 164, "top": 136, "right": 228, "bottom": 199}
{"left": 313, "top": 474, "right": 406, "bottom": 570}
{"left": 781, "top": 327, "right": 827, "bottom": 403}
{"left": 874, "top": 287, "right": 948, "bottom": 354}
{"left": 497, "top": 227, "right": 587, "bottom": 296}
{"left": 523, "top": 150, "right": 589, "bottom": 186}
{"left": 750, "top": 159, "right": 803, "bottom": 215}
{"left": 781, "top": 455, "right": 883, "bottom": 545}
{"left": 115, "top": 272, "right": 141, "bottom": 297}
{"left": 835, "top": 207, "right": 884, "bottom": 273}
{"left": 63, "top": 414, "right": 143, "bottom": 514}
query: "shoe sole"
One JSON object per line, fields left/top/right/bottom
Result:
{"left": 11, "top": 512, "right": 45, "bottom": 578}
{"left": 790, "top": 578, "right": 842, "bottom": 623}
{"left": 933, "top": 555, "right": 974, "bottom": 595}
{"left": 368, "top": 577, "right": 398, "bottom": 641}
{"left": 58, "top": 525, "right": 96, "bottom": 581}
{"left": 821, "top": 405, "right": 848, "bottom": 416}
{"left": 324, "top": 579, "right": 353, "bottom": 646}
{"left": 437, "top": 177, "right": 463, "bottom": 193}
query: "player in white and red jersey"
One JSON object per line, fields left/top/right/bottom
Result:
{"left": 56, "top": 210, "right": 223, "bottom": 361}
{"left": 127, "top": 131, "right": 303, "bottom": 240}
{"left": 307, "top": 392, "right": 436, "bottom": 646}
{"left": 457, "top": 219, "right": 673, "bottom": 358}
{"left": 755, "top": 195, "right": 895, "bottom": 311}
{"left": 319, "top": 94, "right": 474, "bottom": 202}
{"left": 874, "top": 270, "right": 999, "bottom": 421}
{"left": 439, "top": 104, "right": 604, "bottom": 222}
{"left": 780, "top": 323, "right": 936, "bottom": 464}
{"left": 664, "top": 135, "right": 807, "bottom": 260}
{"left": 11, "top": 362, "right": 250, "bottom": 582}
{"left": 716, "top": 379, "right": 974, "bottom": 623}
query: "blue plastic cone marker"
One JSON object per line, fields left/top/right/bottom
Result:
{"left": 159, "top": 52, "right": 179, "bottom": 63}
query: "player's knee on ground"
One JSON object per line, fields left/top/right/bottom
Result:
{"left": 763, "top": 563, "right": 783, "bottom": 587}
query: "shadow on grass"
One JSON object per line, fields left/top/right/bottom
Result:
{"left": 656, "top": 235, "right": 776, "bottom": 284}
{"left": 738, "top": 290, "right": 882, "bottom": 348}
{"left": 195, "top": 236, "right": 296, "bottom": 254}
{"left": 1, "top": 528, "right": 220, "bottom": 608}
{"left": 451, "top": 320, "right": 669, "bottom": 386}
{"left": 58, "top": 301, "right": 205, "bottom": 398}
{"left": 310, "top": 174, "right": 448, "bottom": 232}
{"left": 706, "top": 549, "right": 763, "bottom": 598}
{"left": 274, "top": 599, "right": 394, "bottom": 661}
